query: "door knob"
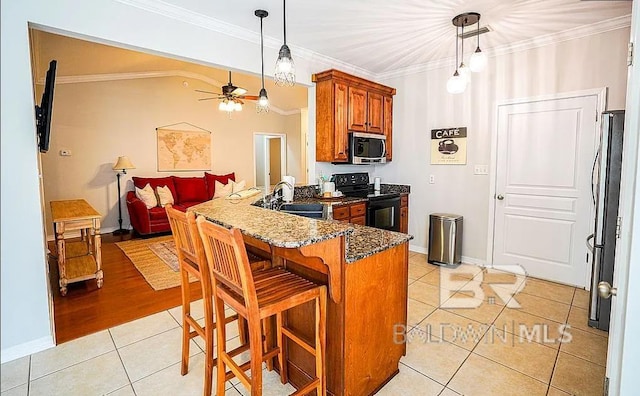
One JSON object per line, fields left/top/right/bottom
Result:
{"left": 597, "top": 281, "right": 617, "bottom": 299}
{"left": 496, "top": 194, "right": 504, "bottom": 200}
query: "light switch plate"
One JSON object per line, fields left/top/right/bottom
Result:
{"left": 474, "top": 165, "right": 489, "bottom": 175}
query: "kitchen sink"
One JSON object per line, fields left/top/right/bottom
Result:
{"left": 278, "top": 203, "right": 326, "bottom": 219}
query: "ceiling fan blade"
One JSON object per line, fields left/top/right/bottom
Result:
{"left": 240, "top": 95, "right": 259, "bottom": 100}
{"left": 198, "top": 98, "right": 218, "bottom": 101}
{"left": 195, "top": 89, "right": 221, "bottom": 95}
{"left": 231, "top": 87, "right": 247, "bottom": 96}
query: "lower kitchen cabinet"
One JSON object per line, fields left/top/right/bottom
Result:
{"left": 333, "top": 202, "right": 367, "bottom": 224}
{"left": 400, "top": 194, "right": 409, "bottom": 233}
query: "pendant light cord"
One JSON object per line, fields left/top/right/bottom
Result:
{"left": 455, "top": 26, "right": 459, "bottom": 71}
{"left": 260, "top": 15, "right": 265, "bottom": 89}
{"left": 461, "top": 22, "right": 464, "bottom": 64}
{"left": 476, "top": 18, "right": 480, "bottom": 49}
{"left": 283, "top": 0, "right": 287, "bottom": 45}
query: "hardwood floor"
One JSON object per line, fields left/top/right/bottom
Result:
{"left": 49, "top": 232, "right": 201, "bottom": 344}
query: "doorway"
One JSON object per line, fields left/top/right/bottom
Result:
{"left": 488, "top": 90, "right": 605, "bottom": 287}
{"left": 254, "top": 133, "right": 287, "bottom": 188}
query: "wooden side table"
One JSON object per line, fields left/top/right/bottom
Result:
{"left": 50, "top": 199, "right": 103, "bottom": 296}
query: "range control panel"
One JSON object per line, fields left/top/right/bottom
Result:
{"left": 331, "top": 172, "right": 369, "bottom": 188}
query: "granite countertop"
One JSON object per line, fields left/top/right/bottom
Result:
{"left": 190, "top": 194, "right": 353, "bottom": 249}
{"left": 190, "top": 193, "right": 412, "bottom": 263}
{"left": 345, "top": 224, "right": 413, "bottom": 262}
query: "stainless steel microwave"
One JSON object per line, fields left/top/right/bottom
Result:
{"left": 349, "top": 132, "right": 387, "bottom": 164}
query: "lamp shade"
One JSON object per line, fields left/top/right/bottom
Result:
{"left": 113, "top": 156, "right": 135, "bottom": 171}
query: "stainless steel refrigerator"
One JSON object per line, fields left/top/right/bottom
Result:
{"left": 587, "top": 110, "right": 625, "bottom": 331}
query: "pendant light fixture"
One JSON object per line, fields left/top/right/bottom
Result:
{"left": 255, "top": 9, "right": 269, "bottom": 113}
{"left": 447, "top": 12, "right": 481, "bottom": 94}
{"left": 470, "top": 15, "right": 488, "bottom": 73}
{"left": 274, "top": 0, "right": 295, "bottom": 86}
{"left": 446, "top": 25, "right": 466, "bottom": 94}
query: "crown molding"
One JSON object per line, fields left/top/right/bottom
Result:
{"left": 377, "top": 14, "right": 632, "bottom": 81}
{"left": 115, "top": 0, "right": 377, "bottom": 81}
{"left": 37, "top": 69, "right": 299, "bottom": 115}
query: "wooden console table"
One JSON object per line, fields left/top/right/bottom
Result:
{"left": 50, "top": 199, "right": 103, "bottom": 296}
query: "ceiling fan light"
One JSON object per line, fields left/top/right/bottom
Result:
{"left": 470, "top": 47, "right": 488, "bottom": 72}
{"left": 218, "top": 101, "right": 226, "bottom": 111}
{"left": 275, "top": 44, "right": 295, "bottom": 86}
{"left": 234, "top": 101, "right": 243, "bottom": 111}
{"left": 447, "top": 71, "right": 466, "bottom": 94}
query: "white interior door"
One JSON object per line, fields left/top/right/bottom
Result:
{"left": 493, "top": 95, "right": 599, "bottom": 286}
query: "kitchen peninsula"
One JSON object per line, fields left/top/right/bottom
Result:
{"left": 192, "top": 193, "right": 412, "bottom": 396}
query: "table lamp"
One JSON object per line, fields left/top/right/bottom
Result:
{"left": 113, "top": 156, "right": 135, "bottom": 235}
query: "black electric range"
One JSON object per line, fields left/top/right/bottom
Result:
{"left": 331, "top": 173, "right": 400, "bottom": 200}
{"left": 331, "top": 173, "right": 401, "bottom": 231}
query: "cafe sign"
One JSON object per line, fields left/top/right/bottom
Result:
{"left": 430, "top": 127, "right": 467, "bottom": 165}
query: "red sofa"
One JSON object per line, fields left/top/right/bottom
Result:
{"left": 126, "top": 172, "right": 235, "bottom": 235}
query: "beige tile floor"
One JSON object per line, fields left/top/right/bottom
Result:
{"left": 1, "top": 252, "right": 608, "bottom": 396}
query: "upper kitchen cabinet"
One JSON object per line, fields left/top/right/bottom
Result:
{"left": 313, "top": 69, "right": 396, "bottom": 163}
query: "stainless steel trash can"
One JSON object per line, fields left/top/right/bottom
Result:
{"left": 428, "top": 213, "right": 463, "bottom": 266}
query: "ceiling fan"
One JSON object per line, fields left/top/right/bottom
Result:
{"left": 196, "top": 71, "right": 259, "bottom": 112}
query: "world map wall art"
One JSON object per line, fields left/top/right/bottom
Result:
{"left": 156, "top": 128, "right": 211, "bottom": 171}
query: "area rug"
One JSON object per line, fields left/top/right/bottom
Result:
{"left": 115, "top": 236, "right": 196, "bottom": 291}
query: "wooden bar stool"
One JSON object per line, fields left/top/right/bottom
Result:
{"left": 196, "top": 216, "right": 327, "bottom": 396}
{"left": 166, "top": 205, "right": 269, "bottom": 396}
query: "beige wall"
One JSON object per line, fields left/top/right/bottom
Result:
{"left": 41, "top": 76, "right": 303, "bottom": 235}
{"left": 374, "top": 27, "right": 631, "bottom": 261}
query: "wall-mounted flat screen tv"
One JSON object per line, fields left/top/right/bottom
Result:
{"left": 35, "top": 60, "right": 57, "bottom": 153}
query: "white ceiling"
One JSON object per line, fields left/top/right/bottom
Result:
{"left": 162, "top": 0, "right": 632, "bottom": 74}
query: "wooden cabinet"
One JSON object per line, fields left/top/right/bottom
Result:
{"left": 313, "top": 69, "right": 396, "bottom": 162}
{"left": 400, "top": 194, "right": 409, "bottom": 234}
{"left": 348, "top": 87, "right": 367, "bottom": 132}
{"left": 367, "top": 92, "right": 384, "bottom": 134}
{"left": 333, "top": 202, "right": 367, "bottom": 225}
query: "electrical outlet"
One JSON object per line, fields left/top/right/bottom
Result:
{"left": 429, "top": 175, "right": 435, "bottom": 184}
{"left": 474, "top": 165, "right": 489, "bottom": 175}
{"left": 59, "top": 149, "right": 72, "bottom": 157}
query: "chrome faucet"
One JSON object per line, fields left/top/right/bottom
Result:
{"left": 269, "top": 180, "right": 293, "bottom": 209}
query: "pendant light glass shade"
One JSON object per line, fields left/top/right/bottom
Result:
{"left": 470, "top": 48, "right": 488, "bottom": 72}
{"left": 458, "top": 62, "right": 471, "bottom": 83}
{"left": 447, "top": 71, "right": 467, "bottom": 94}
{"left": 275, "top": 0, "right": 295, "bottom": 86}
{"left": 255, "top": 10, "right": 270, "bottom": 113}
{"left": 257, "top": 88, "right": 269, "bottom": 113}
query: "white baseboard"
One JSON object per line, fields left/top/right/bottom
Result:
{"left": 1, "top": 335, "right": 54, "bottom": 364}
{"left": 46, "top": 226, "right": 121, "bottom": 242}
{"left": 409, "top": 245, "right": 427, "bottom": 255}
{"left": 461, "top": 256, "right": 487, "bottom": 267}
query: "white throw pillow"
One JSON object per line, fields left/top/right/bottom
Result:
{"left": 156, "top": 185, "right": 174, "bottom": 206}
{"left": 214, "top": 180, "right": 233, "bottom": 198}
{"left": 135, "top": 183, "right": 158, "bottom": 209}
{"left": 232, "top": 180, "right": 246, "bottom": 193}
